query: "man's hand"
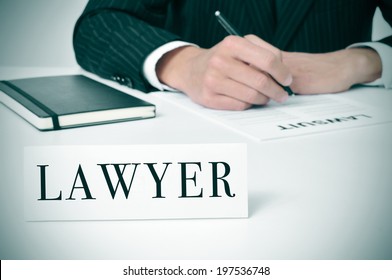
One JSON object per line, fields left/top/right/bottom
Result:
{"left": 282, "top": 48, "right": 382, "bottom": 94}
{"left": 156, "top": 35, "right": 292, "bottom": 110}
{"left": 156, "top": 34, "right": 382, "bottom": 110}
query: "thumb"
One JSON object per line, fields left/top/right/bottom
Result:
{"left": 245, "top": 34, "right": 293, "bottom": 86}
{"left": 244, "top": 34, "right": 282, "bottom": 60}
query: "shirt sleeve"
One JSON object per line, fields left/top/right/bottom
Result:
{"left": 348, "top": 41, "right": 392, "bottom": 88}
{"left": 143, "top": 41, "right": 198, "bottom": 91}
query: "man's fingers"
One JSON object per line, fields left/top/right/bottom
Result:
{"left": 228, "top": 61, "right": 289, "bottom": 103}
{"left": 220, "top": 35, "right": 292, "bottom": 86}
{"left": 208, "top": 76, "right": 271, "bottom": 105}
{"left": 195, "top": 92, "right": 253, "bottom": 111}
{"left": 212, "top": 56, "right": 288, "bottom": 103}
{"left": 244, "top": 34, "right": 281, "bottom": 58}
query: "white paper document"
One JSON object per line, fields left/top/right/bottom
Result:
{"left": 155, "top": 90, "right": 392, "bottom": 141}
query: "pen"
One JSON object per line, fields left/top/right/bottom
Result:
{"left": 215, "top": 10, "right": 294, "bottom": 96}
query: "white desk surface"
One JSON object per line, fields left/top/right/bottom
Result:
{"left": 1, "top": 67, "right": 392, "bottom": 260}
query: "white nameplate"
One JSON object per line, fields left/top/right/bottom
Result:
{"left": 24, "top": 144, "right": 247, "bottom": 221}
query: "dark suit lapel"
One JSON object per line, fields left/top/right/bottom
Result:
{"left": 273, "top": 0, "right": 315, "bottom": 50}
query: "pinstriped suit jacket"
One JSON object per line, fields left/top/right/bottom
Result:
{"left": 73, "top": 0, "right": 392, "bottom": 92}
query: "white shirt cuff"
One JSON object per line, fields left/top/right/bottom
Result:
{"left": 348, "top": 41, "right": 392, "bottom": 88}
{"left": 143, "top": 41, "right": 197, "bottom": 91}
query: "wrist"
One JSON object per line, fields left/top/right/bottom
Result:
{"left": 344, "top": 48, "right": 382, "bottom": 86}
{"left": 156, "top": 46, "right": 203, "bottom": 91}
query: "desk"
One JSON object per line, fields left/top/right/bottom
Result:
{"left": 1, "top": 67, "right": 392, "bottom": 260}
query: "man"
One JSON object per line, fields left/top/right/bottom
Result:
{"left": 73, "top": 0, "right": 392, "bottom": 110}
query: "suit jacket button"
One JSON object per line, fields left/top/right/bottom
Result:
{"left": 123, "top": 77, "right": 133, "bottom": 88}
{"left": 111, "top": 74, "right": 132, "bottom": 87}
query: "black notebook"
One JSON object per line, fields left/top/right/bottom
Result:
{"left": 0, "top": 75, "right": 155, "bottom": 131}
